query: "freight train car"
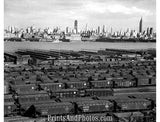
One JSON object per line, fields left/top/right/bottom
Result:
{"left": 136, "top": 76, "right": 156, "bottom": 86}
{"left": 20, "top": 101, "right": 56, "bottom": 112}
{"left": 90, "top": 80, "right": 113, "bottom": 88}
{"left": 18, "top": 91, "right": 51, "bottom": 104}
{"left": 112, "top": 78, "right": 137, "bottom": 88}
{"left": 115, "top": 98, "right": 152, "bottom": 111}
{"left": 34, "top": 102, "right": 75, "bottom": 116}
{"left": 40, "top": 82, "right": 65, "bottom": 91}
{"left": 4, "top": 94, "right": 14, "bottom": 103}
{"left": 11, "top": 84, "right": 36, "bottom": 94}
{"left": 65, "top": 81, "right": 88, "bottom": 89}
{"left": 113, "top": 86, "right": 156, "bottom": 94}
{"left": 52, "top": 89, "right": 79, "bottom": 98}
{"left": 85, "top": 89, "right": 113, "bottom": 97}
{"left": 114, "top": 92, "right": 156, "bottom": 105}
{"left": 77, "top": 100, "right": 114, "bottom": 113}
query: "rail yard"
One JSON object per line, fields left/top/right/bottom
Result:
{"left": 4, "top": 48, "right": 156, "bottom": 122}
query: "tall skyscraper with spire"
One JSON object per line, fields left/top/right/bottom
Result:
{"left": 74, "top": 20, "right": 78, "bottom": 34}
{"left": 139, "top": 17, "right": 142, "bottom": 33}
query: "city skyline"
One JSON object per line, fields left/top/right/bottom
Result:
{"left": 4, "top": 0, "right": 156, "bottom": 31}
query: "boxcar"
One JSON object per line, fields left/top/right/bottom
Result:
{"left": 52, "top": 89, "right": 79, "bottom": 98}
{"left": 18, "top": 91, "right": 50, "bottom": 104}
{"left": 113, "top": 78, "right": 136, "bottom": 88}
{"left": 12, "top": 84, "right": 36, "bottom": 94}
{"left": 40, "top": 82, "right": 64, "bottom": 91}
{"left": 20, "top": 101, "right": 56, "bottom": 111}
{"left": 114, "top": 92, "right": 156, "bottom": 103}
{"left": 4, "top": 94, "right": 14, "bottom": 103}
{"left": 149, "top": 77, "right": 156, "bottom": 85}
{"left": 90, "top": 80, "right": 113, "bottom": 88}
{"left": 66, "top": 81, "right": 88, "bottom": 89}
{"left": 120, "top": 92, "right": 156, "bottom": 106}
{"left": 34, "top": 102, "right": 74, "bottom": 115}
{"left": 114, "top": 86, "right": 156, "bottom": 94}
{"left": 85, "top": 89, "right": 113, "bottom": 97}
{"left": 115, "top": 98, "right": 152, "bottom": 111}
{"left": 77, "top": 100, "right": 114, "bottom": 113}
{"left": 136, "top": 76, "right": 150, "bottom": 86}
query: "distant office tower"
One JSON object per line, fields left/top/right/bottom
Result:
{"left": 130, "top": 30, "right": 134, "bottom": 37}
{"left": 98, "top": 26, "right": 100, "bottom": 34}
{"left": 30, "top": 26, "right": 33, "bottom": 33}
{"left": 102, "top": 25, "right": 105, "bottom": 33}
{"left": 66, "top": 27, "right": 69, "bottom": 34}
{"left": 11, "top": 26, "right": 15, "bottom": 33}
{"left": 150, "top": 27, "right": 153, "bottom": 35}
{"left": 147, "top": 27, "right": 150, "bottom": 36}
{"left": 27, "top": 27, "right": 31, "bottom": 33}
{"left": 139, "top": 17, "right": 142, "bottom": 33}
{"left": 74, "top": 20, "right": 78, "bottom": 34}
{"left": 8, "top": 26, "right": 11, "bottom": 33}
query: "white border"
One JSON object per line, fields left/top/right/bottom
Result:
{"left": 156, "top": 0, "right": 159, "bottom": 121}
{"left": 1, "top": 0, "right": 158, "bottom": 122}
{"left": 0, "top": 0, "right": 4, "bottom": 121}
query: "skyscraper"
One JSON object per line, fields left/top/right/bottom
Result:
{"left": 102, "top": 25, "right": 105, "bottom": 33}
{"left": 74, "top": 20, "right": 78, "bottom": 34}
{"left": 98, "top": 26, "right": 100, "bottom": 34}
{"left": 66, "top": 27, "right": 69, "bottom": 34}
{"left": 147, "top": 27, "right": 150, "bottom": 36}
{"left": 139, "top": 17, "right": 142, "bottom": 33}
{"left": 150, "top": 27, "right": 153, "bottom": 35}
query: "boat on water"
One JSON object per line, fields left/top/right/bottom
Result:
{"left": 95, "top": 37, "right": 156, "bottom": 43}
{"left": 51, "top": 33, "right": 70, "bottom": 43}
{"left": 66, "top": 34, "right": 82, "bottom": 42}
{"left": 4, "top": 31, "right": 71, "bottom": 42}
{"left": 52, "top": 39, "right": 62, "bottom": 43}
{"left": 81, "top": 32, "right": 98, "bottom": 42}
{"left": 59, "top": 38, "right": 70, "bottom": 42}
{"left": 58, "top": 32, "right": 70, "bottom": 42}
{"left": 40, "top": 32, "right": 70, "bottom": 43}
{"left": 80, "top": 32, "right": 156, "bottom": 42}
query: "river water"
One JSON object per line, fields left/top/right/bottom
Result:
{"left": 4, "top": 41, "right": 156, "bottom": 52}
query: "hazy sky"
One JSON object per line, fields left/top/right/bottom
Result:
{"left": 4, "top": 0, "right": 156, "bottom": 31}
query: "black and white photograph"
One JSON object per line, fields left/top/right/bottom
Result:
{"left": 4, "top": 0, "right": 156, "bottom": 121}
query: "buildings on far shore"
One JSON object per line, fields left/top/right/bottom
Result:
{"left": 4, "top": 18, "right": 156, "bottom": 41}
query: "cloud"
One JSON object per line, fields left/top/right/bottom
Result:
{"left": 84, "top": 2, "right": 107, "bottom": 14}
{"left": 4, "top": 0, "right": 156, "bottom": 30}
{"left": 83, "top": 2, "right": 152, "bottom": 16}
{"left": 107, "top": 4, "right": 152, "bottom": 15}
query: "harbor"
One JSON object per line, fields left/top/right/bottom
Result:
{"left": 4, "top": 41, "right": 156, "bottom": 52}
